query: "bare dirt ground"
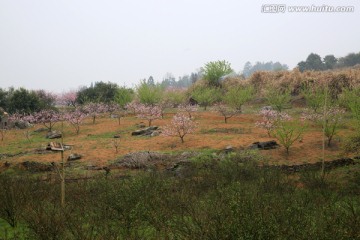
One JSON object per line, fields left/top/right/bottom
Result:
{"left": 0, "top": 110, "right": 353, "bottom": 168}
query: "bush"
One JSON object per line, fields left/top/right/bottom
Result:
{"left": 136, "top": 80, "right": 163, "bottom": 106}
{"left": 265, "top": 87, "right": 292, "bottom": 112}
{"left": 191, "top": 86, "right": 222, "bottom": 110}
{"left": 223, "top": 85, "right": 254, "bottom": 111}
{"left": 1, "top": 158, "right": 360, "bottom": 239}
{"left": 342, "top": 134, "right": 360, "bottom": 155}
{"left": 202, "top": 60, "right": 233, "bottom": 87}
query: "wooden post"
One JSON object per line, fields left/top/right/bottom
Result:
{"left": 61, "top": 150, "right": 65, "bottom": 207}
{"left": 61, "top": 120, "right": 65, "bottom": 207}
{"left": 321, "top": 82, "right": 328, "bottom": 178}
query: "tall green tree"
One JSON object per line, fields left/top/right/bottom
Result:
{"left": 297, "top": 53, "right": 325, "bottom": 72}
{"left": 191, "top": 86, "right": 222, "bottom": 110}
{"left": 0, "top": 88, "right": 10, "bottom": 111}
{"left": 323, "top": 55, "right": 337, "bottom": 70}
{"left": 136, "top": 80, "right": 163, "bottom": 106}
{"left": 337, "top": 52, "right": 360, "bottom": 68}
{"left": 203, "top": 60, "right": 233, "bottom": 86}
{"left": 76, "top": 81, "right": 119, "bottom": 104}
{"left": 115, "top": 87, "right": 134, "bottom": 108}
{"left": 8, "top": 88, "right": 41, "bottom": 114}
{"left": 224, "top": 85, "right": 254, "bottom": 111}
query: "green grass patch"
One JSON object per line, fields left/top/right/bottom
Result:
{"left": 200, "top": 127, "right": 251, "bottom": 134}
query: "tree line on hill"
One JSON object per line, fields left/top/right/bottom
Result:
{"left": 1, "top": 50, "right": 360, "bottom": 114}
{"left": 297, "top": 52, "right": 360, "bottom": 72}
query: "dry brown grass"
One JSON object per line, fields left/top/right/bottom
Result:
{"left": 246, "top": 67, "right": 360, "bottom": 97}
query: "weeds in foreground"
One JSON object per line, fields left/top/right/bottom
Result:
{"left": 0, "top": 154, "right": 359, "bottom": 239}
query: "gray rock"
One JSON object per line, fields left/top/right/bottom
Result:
{"left": 46, "top": 130, "right": 62, "bottom": 139}
{"left": 34, "top": 127, "right": 48, "bottom": 133}
{"left": 261, "top": 106, "right": 273, "bottom": 111}
{"left": 14, "top": 120, "right": 32, "bottom": 129}
{"left": 150, "top": 130, "right": 160, "bottom": 137}
{"left": 112, "top": 151, "right": 165, "bottom": 169}
{"left": 131, "top": 129, "right": 146, "bottom": 136}
{"left": 114, "top": 134, "right": 121, "bottom": 138}
{"left": 249, "top": 140, "right": 278, "bottom": 150}
{"left": 131, "top": 126, "right": 158, "bottom": 136}
{"left": 224, "top": 145, "right": 234, "bottom": 153}
{"left": 67, "top": 153, "right": 82, "bottom": 161}
{"left": 135, "top": 122, "right": 146, "bottom": 128}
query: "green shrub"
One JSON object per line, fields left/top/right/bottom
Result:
{"left": 265, "top": 87, "right": 292, "bottom": 112}
{"left": 342, "top": 134, "right": 360, "bottom": 155}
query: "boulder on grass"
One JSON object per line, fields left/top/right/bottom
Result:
{"left": 249, "top": 140, "right": 278, "bottom": 150}
{"left": 67, "top": 153, "right": 82, "bottom": 161}
{"left": 131, "top": 126, "right": 158, "bottom": 136}
{"left": 46, "top": 130, "right": 62, "bottom": 139}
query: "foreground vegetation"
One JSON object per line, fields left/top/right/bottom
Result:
{"left": 0, "top": 151, "right": 359, "bottom": 239}
{"left": 1, "top": 62, "right": 360, "bottom": 239}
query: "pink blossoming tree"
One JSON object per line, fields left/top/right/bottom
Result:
{"left": 125, "top": 101, "right": 140, "bottom": 115}
{"left": 178, "top": 104, "right": 198, "bottom": 119}
{"left": 302, "top": 107, "right": 345, "bottom": 146}
{"left": 82, "top": 102, "right": 108, "bottom": 124}
{"left": 107, "top": 103, "right": 126, "bottom": 125}
{"left": 135, "top": 104, "right": 162, "bottom": 126}
{"left": 33, "top": 110, "right": 61, "bottom": 131}
{"left": 255, "top": 109, "right": 291, "bottom": 137}
{"left": 162, "top": 113, "right": 198, "bottom": 143}
{"left": 214, "top": 103, "right": 241, "bottom": 123}
{"left": 57, "top": 90, "right": 78, "bottom": 107}
{"left": 64, "top": 108, "right": 87, "bottom": 135}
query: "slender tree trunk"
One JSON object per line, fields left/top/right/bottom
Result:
{"left": 61, "top": 121, "right": 65, "bottom": 207}
{"left": 321, "top": 83, "right": 328, "bottom": 178}
{"left": 61, "top": 150, "right": 65, "bottom": 207}
{"left": 327, "top": 136, "right": 332, "bottom": 147}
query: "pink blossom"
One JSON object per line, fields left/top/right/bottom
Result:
{"left": 213, "top": 103, "right": 241, "bottom": 123}
{"left": 82, "top": 102, "right": 108, "bottom": 124}
{"left": 135, "top": 103, "right": 162, "bottom": 126}
{"left": 162, "top": 113, "right": 198, "bottom": 143}
{"left": 106, "top": 103, "right": 126, "bottom": 125}
{"left": 63, "top": 107, "right": 87, "bottom": 134}
{"left": 125, "top": 101, "right": 140, "bottom": 115}
{"left": 255, "top": 109, "right": 291, "bottom": 137}
{"left": 302, "top": 107, "right": 346, "bottom": 146}
{"left": 32, "top": 110, "right": 62, "bottom": 131}
{"left": 57, "top": 90, "right": 78, "bottom": 107}
{"left": 178, "top": 104, "right": 198, "bottom": 119}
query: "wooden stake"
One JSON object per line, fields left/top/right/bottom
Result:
{"left": 321, "top": 82, "right": 328, "bottom": 178}
{"left": 61, "top": 120, "right": 65, "bottom": 207}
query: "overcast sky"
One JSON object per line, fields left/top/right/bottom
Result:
{"left": 0, "top": 0, "right": 359, "bottom": 93}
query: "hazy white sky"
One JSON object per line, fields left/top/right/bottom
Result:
{"left": 1, "top": 0, "right": 359, "bottom": 93}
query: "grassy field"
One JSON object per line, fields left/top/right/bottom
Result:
{"left": 0, "top": 106, "right": 356, "bottom": 171}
